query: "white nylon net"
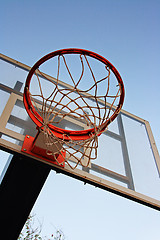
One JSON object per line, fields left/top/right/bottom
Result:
{"left": 28, "top": 53, "right": 121, "bottom": 169}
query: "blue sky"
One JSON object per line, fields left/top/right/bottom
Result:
{"left": 1, "top": 0, "right": 160, "bottom": 239}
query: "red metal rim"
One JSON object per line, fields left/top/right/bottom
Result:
{"left": 23, "top": 48, "right": 125, "bottom": 140}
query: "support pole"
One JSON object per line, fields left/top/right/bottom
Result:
{"left": 0, "top": 154, "right": 51, "bottom": 240}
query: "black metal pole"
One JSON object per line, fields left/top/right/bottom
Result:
{"left": 0, "top": 154, "right": 51, "bottom": 240}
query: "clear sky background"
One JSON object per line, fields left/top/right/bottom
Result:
{"left": 1, "top": 0, "right": 160, "bottom": 239}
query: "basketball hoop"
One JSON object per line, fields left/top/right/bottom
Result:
{"left": 23, "top": 48, "right": 125, "bottom": 169}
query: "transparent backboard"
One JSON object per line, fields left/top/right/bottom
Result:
{"left": 0, "top": 53, "right": 160, "bottom": 210}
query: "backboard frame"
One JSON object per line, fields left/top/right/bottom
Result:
{"left": 0, "top": 53, "right": 160, "bottom": 210}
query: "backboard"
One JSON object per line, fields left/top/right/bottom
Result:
{"left": 0, "top": 53, "right": 160, "bottom": 210}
